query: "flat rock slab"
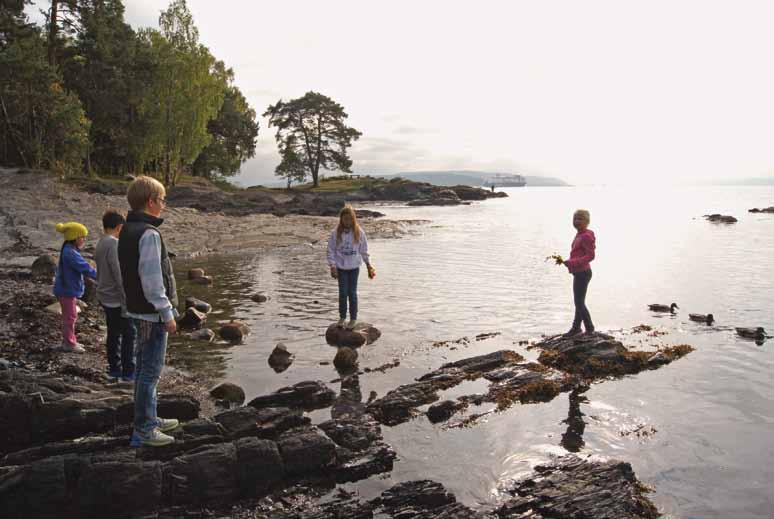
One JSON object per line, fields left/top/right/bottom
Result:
{"left": 214, "top": 405, "right": 309, "bottom": 440}
{"left": 325, "top": 323, "right": 381, "bottom": 347}
{"left": 248, "top": 380, "right": 336, "bottom": 411}
{"left": 368, "top": 350, "right": 527, "bottom": 426}
{"left": 532, "top": 332, "right": 694, "bottom": 380}
{"left": 495, "top": 455, "right": 660, "bottom": 519}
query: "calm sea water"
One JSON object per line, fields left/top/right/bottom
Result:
{"left": 171, "top": 186, "right": 774, "bottom": 519}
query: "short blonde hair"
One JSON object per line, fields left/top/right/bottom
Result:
{"left": 127, "top": 176, "right": 165, "bottom": 212}
{"left": 574, "top": 209, "right": 590, "bottom": 222}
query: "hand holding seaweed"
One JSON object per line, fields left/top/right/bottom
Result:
{"left": 545, "top": 253, "right": 564, "bottom": 265}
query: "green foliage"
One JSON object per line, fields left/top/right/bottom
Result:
{"left": 62, "top": 0, "right": 152, "bottom": 176}
{"left": 192, "top": 85, "right": 259, "bottom": 178}
{"left": 135, "top": 0, "right": 228, "bottom": 186}
{"left": 0, "top": 15, "right": 90, "bottom": 175}
{"left": 264, "top": 91, "right": 362, "bottom": 188}
{"left": 0, "top": 0, "right": 258, "bottom": 184}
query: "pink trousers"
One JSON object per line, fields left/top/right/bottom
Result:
{"left": 59, "top": 296, "right": 78, "bottom": 347}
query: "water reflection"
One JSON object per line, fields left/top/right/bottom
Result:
{"left": 559, "top": 386, "right": 590, "bottom": 453}
{"left": 163, "top": 186, "right": 774, "bottom": 518}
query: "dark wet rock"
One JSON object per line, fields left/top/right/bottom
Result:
{"left": 31, "top": 254, "right": 57, "bottom": 279}
{"left": 214, "top": 406, "right": 309, "bottom": 440}
{"left": 219, "top": 320, "right": 250, "bottom": 342}
{"left": 367, "top": 381, "right": 440, "bottom": 426}
{"left": 181, "top": 417, "right": 226, "bottom": 437}
{"left": 277, "top": 428, "right": 337, "bottom": 475}
{"left": 235, "top": 436, "right": 285, "bottom": 495}
{"left": 426, "top": 400, "right": 466, "bottom": 423}
{"left": 325, "top": 322, "right": 381, "bottom": 347}
{"left": 495, "top": 455, "right": 659, "bottom": 519}
{"left": 533, "top": 332, "right": 694, "bottom": 379}
{"left": 335, "top": 442, "right": 397, "bottom": 484}
{"left": 209, "top": 382, "right": 246, "bottom": 405}
{"left": 187, "top": 268, "right": 206, "bottom": 279}
{"left": 164, "top": 442, "right": 240, "bottom": 505}
{"left": 331, "top": 375, "right": 366, "bottom": 420}
{"left": 319, "top": 417, "right": 381, "bottom": 452}
{"left": 79, "top": 460, "right": 164, "bottom": 518}
{"left": 251, "top": 293, "right": 269, "bottom": 303}
{"left": 355, "top": 209, "right": 385, "bottom": 218}
{"left": 268, "top": 343, "right": 294, "bottom": 373}
{"left": 704, "top": 213, "right": 738, "bottom": 223}
{"left": 434, "top": 188, "right": 460, "bottom": 200}
{"left": 485, "top": 363, "right": 572, "bottom": 411}
{"left": 188, "top": 327, "right": 215, "bottom": 342}
{"left": 177, "top": 307, "right": 206, "bottom": 330}
{"left": 368, "top": 350, "right": 525, "bottom": 426}
{"left": 248, "top": 380, "right": 336, "bottom": 411}
{"left": 1, "top": 436, "right": 127, "bottom": 467}
{"left": 333, "top": 346, "right": 358, "bottom": 372}
{"left": 376, "top": 480, "right": 457, "bottom": 513}
{"left": 749, "top": 206, "right": 774, "bottom": 213}
{"left": 184, "top": 296, "right": 211, "bottom": 314}
{"left": 116, "top": 394, "right": 200, "bottom": 424}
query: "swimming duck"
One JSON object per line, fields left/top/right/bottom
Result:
{"left": 648, "top": 303, "right": 679, "bottom": 313}
{"left": 735, "top": 327, "right": 766, "bottom": 340}
{"left": 689, "top": 313, "right": 714, "bottom": 325}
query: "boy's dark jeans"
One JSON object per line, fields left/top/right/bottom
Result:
{"left": 337, "top": 268, "right": 359, "bottom": 320}
{"left": 102, "top": 305, "right": 136, "bottom": 377}
{"left": 572, "top": 269, "right": 594, "bottom": 332}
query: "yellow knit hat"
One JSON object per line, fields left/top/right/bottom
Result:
{"left": 55, "top": 222, "right": 89, "bottom": 241}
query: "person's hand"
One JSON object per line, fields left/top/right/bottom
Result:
{"left": 165, "top": 319, "right": 177, "bottom": 335}
{"left": 330, "top": 266, "right": 338, "bottom": 279}
{"left": 367, "top": 265, "right": 376, "bottom": 279}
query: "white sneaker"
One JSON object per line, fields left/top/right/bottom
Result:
{"left": 346, "top": 319, "right": 358, "bottom": 330}
{"left": 130, "top": 428, "right": 175, "bottom": 448}
{"left": 337, "top": 318, "right": 347, "bottom": 328}
{"left": 157, "top": 417, "right": 180, "bottom": 433}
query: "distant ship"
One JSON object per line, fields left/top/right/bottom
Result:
{"left": 482, "top": 174, "right": 526, "bottom": 187}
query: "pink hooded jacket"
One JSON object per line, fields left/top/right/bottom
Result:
{"left": 564, "top": 229, "right": 595, "bottom": 273}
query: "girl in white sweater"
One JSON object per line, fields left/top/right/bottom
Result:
{"left": 327, "top": 205, "right": 375, "bottom": 329}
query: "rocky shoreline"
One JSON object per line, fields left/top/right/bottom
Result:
{"left": 0, "top": 169, "right": 690, "bottom": 518}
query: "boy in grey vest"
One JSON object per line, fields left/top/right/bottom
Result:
{"left": 118, "top": 176, "right": 180, "bottom": 447}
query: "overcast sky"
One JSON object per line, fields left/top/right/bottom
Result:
{"left": 33, "top": 1, "right": 774, "bottom": 185}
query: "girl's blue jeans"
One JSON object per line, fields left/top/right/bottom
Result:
{"left": 337, "top": 268, "right": 359, "bottom": 320}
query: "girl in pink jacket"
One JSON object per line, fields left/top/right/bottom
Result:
{"left": 560, "top": 209, "right": 596, "bottom": 336}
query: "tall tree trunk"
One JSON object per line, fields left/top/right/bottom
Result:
{"left": 47, "top": 0, "right": 59, "bottom": 68}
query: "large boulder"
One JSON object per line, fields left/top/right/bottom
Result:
{"left": 248, "top": 380, "right": 336, "bottom": 411}
{"left": 31, "top": 254, "right": 57, "bottom": 280}
{"left": 704, "top": 213, "right": 738, "bottom": 223}
{"left": 219, "top": 320, "right": 250, "bottom": 342}
{"left": 187, "top": 268, "right": 206, "bottom": 280}
{"left": 325, "top": 322, "right": 381, "bottom": 348}
{"left": 209, "top": 382, "right": 246, "bottom": 406}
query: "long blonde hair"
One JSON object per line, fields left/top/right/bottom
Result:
{"left": 336, "top": 204, "right": 361, "bottom": 244}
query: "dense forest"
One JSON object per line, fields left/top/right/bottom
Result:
{"left": 0, "top": 0, "right": 259, "bottom": 186}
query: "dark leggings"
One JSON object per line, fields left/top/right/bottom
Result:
{"left": 572, "top": 269, "right": 594, "bottom": 332}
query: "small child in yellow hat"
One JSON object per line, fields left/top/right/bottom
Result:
{"left": 53, "top": 222, "right": 97, "bottom": 353}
